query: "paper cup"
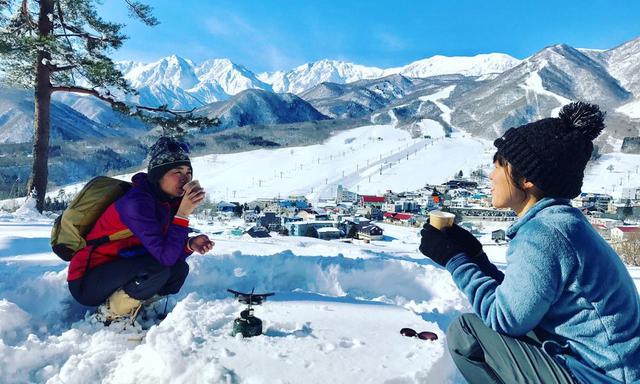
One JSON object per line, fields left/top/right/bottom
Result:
{"left": 429, "top": 210, "right": 455, "bottom": 230}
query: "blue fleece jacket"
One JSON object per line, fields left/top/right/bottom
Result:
{"left": 446, "top": 198, "right": 640, "bottom": 383}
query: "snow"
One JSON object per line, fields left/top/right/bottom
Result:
{"left": 616, "top": 99, "right": 640, "bottom": 119}
{"left": 419, "top": 85, "right": 456, "bottom": 125}
{"left": 583, "top": 152, "right": 640, "bottom": 198}
{"left": 520, "top": 70, "right": 571, "bottom": 116}
{"left": 118, "top": 53, "right": 520, "bottom": 105}
{"left": 386, "top": 53, "right": 521, "bottom": 79}
{"left": 188, "top": 124, "right": 493, "bottom": 203}
{"left": 259, "top": 59, "right": 385, "bottom": 94}
{"left": 1, "top": 209, "right": 638, "bottom": 383}
{"left": 0, "top": 211, "right": 471, "bottom": 383}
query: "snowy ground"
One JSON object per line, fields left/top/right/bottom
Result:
{"left": 0, "top": 209, "right": 469, "bottom": 384}
{"left": 1, "top": 207, "right": 639, "bottom": 384}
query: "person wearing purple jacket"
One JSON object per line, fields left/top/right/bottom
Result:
{"left": 68, "top": 137, "right": 213, "bottom": 325}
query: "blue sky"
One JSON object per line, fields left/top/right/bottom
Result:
{"left": 101, "top": 0, "right": 640, "bottom": 73}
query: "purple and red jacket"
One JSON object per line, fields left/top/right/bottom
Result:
{"left": 67, "top": 173, "right": 193, "bottom": 282}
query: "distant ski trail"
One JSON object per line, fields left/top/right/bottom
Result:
{"left": 313, "top": 138, "right": 433, "bottom": 200}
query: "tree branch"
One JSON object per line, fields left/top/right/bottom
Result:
{"left": 48, "top": 64, "right": 78, "bottom": 72}
{"left": 51, "top": 86, "right": 195, "bottom": 116}
{"left": 20, "top": 0, "right": 37, "bottom": 29}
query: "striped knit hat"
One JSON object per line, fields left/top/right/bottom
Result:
{"left": 147, "top": 136, "right": 192, "bottom": 183}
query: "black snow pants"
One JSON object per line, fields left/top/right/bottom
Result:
{"left": 68, "top": 254, "right": 189, "bottom": 306}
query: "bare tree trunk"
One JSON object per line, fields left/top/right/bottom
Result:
{"left": 27, "top": 0, "right": 54, "bottom": 212}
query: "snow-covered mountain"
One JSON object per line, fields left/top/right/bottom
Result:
{"left": 594, "top": 37, "right": 640, "bottom": 97}
{"left": 448, "top": 44, "right": 632, "bottom": 141}
{"left": 0, "top": 88, "right": 136, "bottom": 144}
{"left": 2, "top": 36, "right": 640, "bottom": 150}
{"left": 258, "top": 59, "right": 386, "bottom": 94}
{"left": 195, "top": 58, "right": 272, "bottom": 96}
{"left": 117, "top": 56, "right": 272, "bottom": 109}
{"left": 196, "top": 89, "right": 328, "bottom": 130}
{"left": 386, "top": 53, "right": 521, "bottom": 78}
{"left": 114, "top": 53, "right": 521, "bottom": 103}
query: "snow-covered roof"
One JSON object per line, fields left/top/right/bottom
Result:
{"left": 316, "top": 227, "right": 341, "bottom": 233}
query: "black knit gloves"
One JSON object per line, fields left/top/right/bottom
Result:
{"left": 445, "top": 224, "right": 483, "bottom": 258}
{"left": 419, "top": 223, "right": 483, "bottom": 267}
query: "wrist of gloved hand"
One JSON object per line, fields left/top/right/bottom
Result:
{"left": 445, "top": 223, "right": 483, "bottom": 257}
{"left": 419, "top": 225, "right": 466, "bottom": 267}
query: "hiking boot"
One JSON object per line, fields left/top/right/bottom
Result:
{"left": 95, "top": 289, "right": 142, "bottom": 326}
{"left": 138, "top": 295, "right": 170, "bottom": 329}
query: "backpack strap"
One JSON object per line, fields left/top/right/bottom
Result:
{"left": 85, "top": 229, "right": 134, "bottom": 247}
{"left": 80, "top": 228, "right": 134, "bottom": 294}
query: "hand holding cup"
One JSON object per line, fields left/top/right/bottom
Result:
{"left": 428, "top": 210, "right": 456, "bottom": 230}
{"left": 177, "top": 180, "right": 205, "bottom": 217}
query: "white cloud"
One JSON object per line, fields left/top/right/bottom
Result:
{"left": 376, "top": 32, "right": 406, "bottom": 51}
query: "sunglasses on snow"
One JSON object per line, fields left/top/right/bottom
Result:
{"left": 400, "top": 328, "right": 438, "bottom": 341}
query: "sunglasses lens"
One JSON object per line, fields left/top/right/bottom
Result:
{"left": 417, "top": 331, "right": 438, "bottom": 341}
{"left": 400, "top": 328, "right": 417, "bottom": 337}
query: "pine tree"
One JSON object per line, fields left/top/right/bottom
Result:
{"left": 0, "top": 0, "right": 217, "bottom": 211}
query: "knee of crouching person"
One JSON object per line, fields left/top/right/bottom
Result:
{"left": 176, "top": 259, "right": 190, "bottom": 278}
{"left": 446, "top": 313, "right": 479, "bottom": 355}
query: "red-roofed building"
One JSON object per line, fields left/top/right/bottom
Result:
{"left": 394, "top": 213, "right": 413, "bottom": 221}
{"left": 383, "top": 212, "right": 415, "bottom": 225}
{"left": 360, "top": 195, "right": 385, "bottom": 208}
{"left": 611, "top": 226, "right": 640, "bottom": 242}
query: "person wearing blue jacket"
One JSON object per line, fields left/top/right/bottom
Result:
{"left": 419, "top": 102, "right": 640, "bottom": 383}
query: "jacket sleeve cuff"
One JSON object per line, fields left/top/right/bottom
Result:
{"left": 445, "top": 253, "right": 472, "bottom": 273}
{"left": 172, "top": 216, "right": 190, "bottom": 227}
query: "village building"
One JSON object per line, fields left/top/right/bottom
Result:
{"left": 622, "top": 187, "right": 640, "bottom": 201}
{"left": 356, "top": 206, "right": 383, "bottom": 220}
{"left": 572, "top": 193, "right": 613, "bottom": 211}
{"left": 383, "top": 200, "right": 419, "bottom": 213}
{"left": 446, "top": 179, "right": 478, "bottom": 190}
{"left": 247, "top": 226, "right": 271, "bottom": 238}
{"left": 242, "top": 211, "right": 258, "bottom": 223}
{"left": 316, "top": 227, "right": 342, "bottom": 240}
{"left": 492, "top": 229, "right": 506, "bottom": 242}
{"left": 611, "top": 226, "right": 640, "bottom": 242}
{"left": 256, "top": 212, "right": 281, "bottom": 232}
{"left": 383, "top": 212, "right": 414, "bottom": 225}
{"left": 360, "top": 195, "right": 385, "bottom": 208}
{"left": 448, "top": 206, "right": 516, "bottom": 221}
{"left": 296, "top": 208, "right": 329, "bottom": 221}
{"left": 336, "top": 185, "right": 359, "bottom": 203}
{"left": 357, "top": 224, "right": 384, "bottom": 241}
{"left": 217, "top": 201, "right": 238, "bottom": 213}
{"left": 286, "top": 221, "right": 338, "bottom": 237}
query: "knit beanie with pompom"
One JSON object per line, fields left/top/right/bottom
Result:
{"left": 493, "top": 101, "right": 606, "bottom": 198}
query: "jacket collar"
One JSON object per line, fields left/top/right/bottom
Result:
{"left": 506, "top": 197, "right": 572, "bottom": 239}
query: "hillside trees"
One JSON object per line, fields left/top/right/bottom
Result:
{"left": 0, "top": 0, "right": 216, "bottom": 211}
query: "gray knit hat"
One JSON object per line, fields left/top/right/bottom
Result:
{"left": 493, "top": 102, "right": 605, "bottom": 199}
{"left": 147, "top": 136, "right": 191, "bottom": 183}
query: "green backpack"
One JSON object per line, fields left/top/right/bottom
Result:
{"left": 51, "top": 176, "right": 134, "bottom": 261}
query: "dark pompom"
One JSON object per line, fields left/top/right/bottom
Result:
{"left": 558, "top": 101, "right": 605, "bottom": 140}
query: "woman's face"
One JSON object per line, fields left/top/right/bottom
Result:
{"left": 489, "top": 161, "right": 525, "bottom": 210}
{"left": 159, "top": 165, "right": 192, "bottom": 197}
